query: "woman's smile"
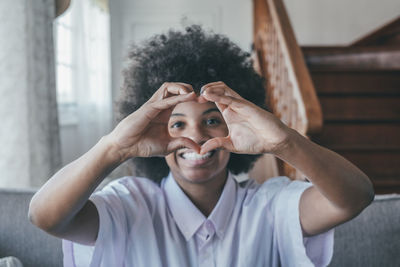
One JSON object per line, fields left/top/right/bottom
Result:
{"left": 178, "top": 149, "right": 216, "bottom": 167}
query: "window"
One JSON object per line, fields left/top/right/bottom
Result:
{"left": 54, "top": 0, "right": 112, "bottom": 164}
{"left": 55, "top": 10, "right": 77, "bottom": 125}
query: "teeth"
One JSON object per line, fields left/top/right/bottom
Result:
{"left": 182, "top": 151, "right": 212, "bottom": 160}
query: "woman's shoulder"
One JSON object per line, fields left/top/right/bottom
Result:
{"left": 92, "top": 176, "right": 163, "bottom": 202}
{"left": 238, "top": 175, "right": 291, "bottom": 193}
{"left": 235, "top": 175, "right": 300, "bottom": 206}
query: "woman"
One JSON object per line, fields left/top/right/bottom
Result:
{"left": 29, "top": 25, "right": 374, "bottom": 267}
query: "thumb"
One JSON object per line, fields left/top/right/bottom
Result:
{"left": 167, "top": 137, "right": 201, "bottom": 154}
{"left": 200, "top": 136, "right": 234, "bottom": 154}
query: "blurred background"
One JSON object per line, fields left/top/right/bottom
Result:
{"left": 0, "top": 0, "right": 399, "bottom": 190}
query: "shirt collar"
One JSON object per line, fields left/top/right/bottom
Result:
{"left": 162, "top": 172, "right": 237, "bottom": 241}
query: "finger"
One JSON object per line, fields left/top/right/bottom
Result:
{"left": 162, "top": 82, "right": 194, "bottom": 99}
{"left": 146, "top": 92, "right": 196, "bottom": 119}
{"left": 201, "top": 82, "right": 242, "bottom": 99}
{"left": 150, "top": 82, "right": 194, "bottom": 102}
{"left": 200, "top": 81, "right": 227, "bottom": 93}
{"left": 200, "top": 85, "right": 225, "bottom": 96}
{"left": 167, "top": 137, "right": 201, "bottom": 154}
{"left": 204, "top": 93, "right": 256, "bottom": 119}
{"left": 175, "top": 82, "right": 194, "bottom": 93}
{"left": 200, "top": 136, "right": 234, "bottom": 154}
{"left": 202, "top": 93, "right": 240, "bottom": 108}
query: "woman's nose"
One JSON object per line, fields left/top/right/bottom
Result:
{"left": 183, "top": 124, "right": 209, "bottom": 145}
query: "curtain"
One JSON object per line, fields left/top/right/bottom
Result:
{"left": 56, "top": 0, "right": 112, "bottom": 164}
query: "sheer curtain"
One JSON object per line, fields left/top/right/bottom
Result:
{"left": 56, "top": 0, "right": 112, "bottom": 164}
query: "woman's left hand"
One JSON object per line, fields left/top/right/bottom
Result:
{"left": 199, "top": 81, "right": 292, "bottom": 155}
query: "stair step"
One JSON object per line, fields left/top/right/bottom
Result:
{"left": 338, "top": 151, "right": 400, "bottom": 178}
{"left": 312, "top": 122, "right": 400, "bottom": 150}
{"left": 311, "top": 71, "right": 400, "bottom": 95}
{"left": 303, "top": 45, "right": 400, "bottom": 193}
{"left": 319, "top": 96, "right": 400, "bottom": 121}
{"left": 302, "top": 46, "right": 400, "bottom": 71}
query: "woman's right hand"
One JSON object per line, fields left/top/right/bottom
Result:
{"left": 107, "top": 82, "right": 201, "bottom": 162}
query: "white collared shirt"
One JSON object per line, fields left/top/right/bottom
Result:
{"left": 62, "top": 173, "right": 334, "bottom": 267}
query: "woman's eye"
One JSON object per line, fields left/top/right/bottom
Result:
{"left": 170, "top": 121, "right": 184, "bottom": 129}
{"left": 206, "top": 118, "right": 220, "bottom": 126}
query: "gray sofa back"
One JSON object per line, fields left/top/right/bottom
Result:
{"left": 329, "top": 194, "right": 400, "bottom": 267}
{"left": 0, "top": 188, "right": 399, "bottom": 267}
{"left": 0, "top": 189, "right": 62, "bottom": 267}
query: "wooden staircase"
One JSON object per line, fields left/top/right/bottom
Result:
{"left": 303, "top": 44, "right": 400, "bottom": 194}
{"left": 252, "top": 0, "right": 400, "bottom": 194}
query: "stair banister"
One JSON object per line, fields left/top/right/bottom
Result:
{"left": 252, "top": 0, "right": 323, "bottom": 180}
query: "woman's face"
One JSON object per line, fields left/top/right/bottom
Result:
{"left": 165, "top": 100, "right": 230, "bottom": 184}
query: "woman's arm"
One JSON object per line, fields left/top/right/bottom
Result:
{"left": 274, "top": 128, "right": 374, "bottom": 236}
{"left": 28, "top": 83, "right": 198, "bottom": 245}
{"left": 28, "top": 137, "right": 120, "bottom": 245}
{"left": 200, "top": 81, "right": 374, "bottom": 236}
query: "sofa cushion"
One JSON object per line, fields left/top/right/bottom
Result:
{"left": 0, "top": 189, "right": 62, "bottom": 267}
{"left": 329, "top": 194, "right": 400, "bottom": 267}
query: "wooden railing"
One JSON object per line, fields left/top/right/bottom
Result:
{"left": 252, "top": 0, "right": 323, "bottom": 180}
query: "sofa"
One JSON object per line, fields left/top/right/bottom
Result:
{"left": 0, "top": 188, "right": 399, "bottom": 267}
{"left": 0, "top": 188, "right": 62, "bottom": 267}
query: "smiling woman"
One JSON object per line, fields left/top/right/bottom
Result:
{"left": 118, "top": 25, "right": 266, "bottom": 183}
{"left": 29, "top": 25, "right": 373, "bottom": 267}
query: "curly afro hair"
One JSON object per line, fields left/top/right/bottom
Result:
{"left": 117, "top": 24, "right": 268, "bottom": 183}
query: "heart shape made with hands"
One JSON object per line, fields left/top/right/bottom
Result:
{"left": 162, "top": 81, "right": 276, "bottom": 156}
{"left": 168, "top": 93, "right": 235, "bottom": 155}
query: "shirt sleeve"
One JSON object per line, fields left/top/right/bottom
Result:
{"left": 61, "top": 179, "right": 127, "bottom": 267}
{"left": 89, "top": 177, "right": 162, "bottom": 267}
{"left": 62, "top": 239, "right": 94, "bottom": 267}
{"left": 88, "top": 178, "right": 136, "bottom": 267}
{"left": 273, "top": 179, "right": 334, "bottom": 267}
{"left": 62, "top": 177, "right": 140, "bottom": 267}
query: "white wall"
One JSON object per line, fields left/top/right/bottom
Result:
{"left": 284, "top": 0, "right": 400, "bottom": 45}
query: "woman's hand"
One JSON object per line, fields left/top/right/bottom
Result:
{"left": 107, "top": 82, "right": 201, "bottom": 162}
{"left": 199, "top": 81, "right": 292, "bottom": 155}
